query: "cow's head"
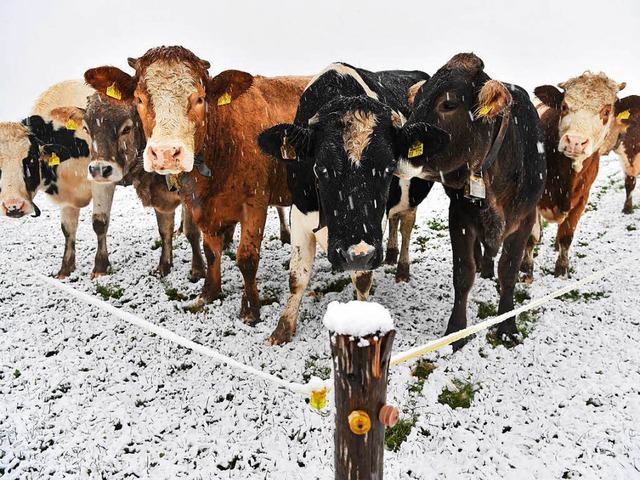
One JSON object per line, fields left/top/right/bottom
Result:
{"left": 599, "top": 95, "right": 640, "bottom": 156}
{"left": 258, "top": 95, "right": 412, "bottom": 271}
{"left": 0, "top": 116, "right": 89, "bottom": 218}
{"left": 535, "top": 72, "right": 625, "bottom": 171}
{"left": 51, "top": 94, "right": 146, "bottom": 183}
{"left": 85, "top": 46, "right": 252, "bottom": 175}
{"left": 396, "top": 53, "right": 509, "bottom": 185}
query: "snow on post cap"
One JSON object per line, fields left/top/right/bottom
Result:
{"left": 323, "top": 301, "right": 394, "bottom": 337}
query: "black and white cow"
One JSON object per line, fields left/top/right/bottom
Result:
{"left": 258, "top": 62, "right": 433, "bottom": 344}
{"left": 0, "top": 80, "right": 117, "bottom": 279}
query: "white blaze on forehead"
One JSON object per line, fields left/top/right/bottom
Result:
{"left": 306, "top": 63, "right": 379, "bottom": 100}
{"left": 0, "top": 122, "right": 35, "bottom": 204}
{"left": 143, "top": 61, "right": 199, "bottom": 150}
{"left": 342, "top": 110, "right": 377, "bottom": 166}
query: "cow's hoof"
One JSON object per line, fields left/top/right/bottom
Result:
{"left": 384, "top": 249, "right": 398, "bottom": 265}
{"left": 622, "top": 205, "right": 633, "bottom": 215}
{"left": 152, "top": 263, "right": 172, "bottom": 278}
{"left": 240, "top": 299, "right": 261, "bottom": 326}
{"left": 188, "top": 268, "right": 206, "bottom": 283}
{"left": 451, "top": 336, "right": 471, "bottom": 352}
{"left": 395, "top": 263, "right": 410, "bottom": 283}
{"left": 90, "top": 271, "right": 109, "bottom": 280}
{"left": 518, "top": 274, "right": 534, "bottom": 284}
{"left": 494, "top": 329, "right": 523, "bottom": 349}
{"left": 55, "top": 272, "right": 69, "bottom": 280}
{"left": 184, "top": 298, "right": 207, "bottom": 313}
{"left": 554, "top": 265, "right": 569, "bottom": 278}
{"left": 173, "top": 227, "right": 183, "bottom": 237}
{"left": 267, "top": 324, "right": 294, "bottom": 345}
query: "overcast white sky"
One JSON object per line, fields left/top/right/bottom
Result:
{"left": 1, "top": 0, "right": 638, "bottom": 119}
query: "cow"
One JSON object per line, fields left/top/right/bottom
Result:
{"left": 258, "top": 62, "right": 433, "bottom": 344}
{"left": 395, "top": 52, "right": 546, "bottom": 347}
{"left": 522, "top": 72, "right": 626, "bottom": 278}
{"left": 48, "top": 94, "right": 206, "bottom": 281}
{"left": 84, "top": 46, "right": 308, "bottom": 324}
{"left": 599, "top": 95, "right": 640, "bottom": 214}
{"left": 0, "top": 80, "right": 120, "bottom": 279}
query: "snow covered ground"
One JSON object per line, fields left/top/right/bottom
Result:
{"left": 1, "top": 154, "right": 639, "bottom": 479}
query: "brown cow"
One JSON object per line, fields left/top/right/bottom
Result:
{"left": 84, "top": 46, "right": 309, "bottom": 323}
{"left": 522, "top": 72, "right": 626, "bottom": 278}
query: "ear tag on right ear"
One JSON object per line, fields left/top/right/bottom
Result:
{"left": 479, "top": 105, "right": 493, "bottom": 117}
{"left": 280, "top": 136, "right": 297, "bottom": 160}
{"left": 65, "top": 119, "right": 78, "bottom": 130}
{"left": 106, "top": 83, "right": 122, "bottom": 100}
{"left": 407, "top": 141, "right": 424, "bottom": 158}
{"left": 217, "top": 92, "right": 232, "bottom": 106}
{"left": 618, "top": 110, "right": 631, "bottom": 120}
{"left": 48, "top": 152, "right": 61, "bottom": 167}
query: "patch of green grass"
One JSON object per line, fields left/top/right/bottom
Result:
{"left": 626, "top": 225, "right": 637, "bottom": 231}
{"left": 260, "top": 287, "right": 281, "bottom": 306}
{"left": 302, "top": 356, "right": 331, "bottom": 383}
{"left": 409, "top": 361, "right": 436, "bottom": 394}
{"left": 223, "top": 250, "right": 236, "bottom": 261}
{"left": 438, "top": 378, "right": 481, "bottom": 409}
{"left": 385, "top": 416, "right": 417, "bottom": 452}
{"left": 317, "top": 276, "right": 351, "bottom": 296}
{"left": 517, "top": 309, "right": 537, "bottom": 340}
{"left": 95, "top": 283, "right": 124, "bottom": 300}
{"left": 559, "top": 289, "right": 581, "bottom": 301}
{"left": 514, "top": 286, "right": 531, "bottom": 304}
{"left": 582, "top": 291, "right": 608, "bottom": 302}
{"left": 151, "top": 239, "right": 163, "bottom": 250}
{"left": 13, "top": 369, "right": 21, "bottom": 378}
{"left": 426, "top": 219, "right": 448, "bottom": 231}
{"left": 576, "top": 252, "right": 587, "bottom": 259}
{"left": 165, "top": 287, "right": 188, "bottom": 301}
{"left": 414, "top": 235, "right": 429, "bottom": 252}
{"left": 541, "top": 220, "right": 549, "bottom": 229}
{"left": 476, "top": 301, "right": 497, "bottom": 319}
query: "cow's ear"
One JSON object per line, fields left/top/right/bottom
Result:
{"left": 477, "top": 80, "right": 513, "bottom": 120}
{"left": 49, "top": 107, "right": 86, "bottom": 129}
{"left": 534, "top": 85, "right": 563, "bottom": 110}
{"left": 84, "top": 66, "right": 136, "bottom": 102}
{"left": 614, "top": 95, "right": 640, "bottom": 124}
{"left": 407, "top": 79, "right": 428, "bottom": 107}
{"left": 22, "top": 115, "right": 51, "bottom": 139}
{"left": 398, "top": 122, "right": 450, "bottom": 159}
{"left": 257, "top": 123, "right": 312, "bottom": 162}
{"left": 207, "top": 70, "right": 254, "bottom": 104}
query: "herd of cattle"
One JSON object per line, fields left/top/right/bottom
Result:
{"left": 1, "top": 47, "right": 638, "bottom": 348}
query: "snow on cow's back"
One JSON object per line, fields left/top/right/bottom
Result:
{"left": 30, "top": 79, "right": 95, "bottom": 121}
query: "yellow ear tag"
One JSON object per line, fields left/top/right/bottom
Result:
{"left": 618, "top": 110, "right": 631, "bottom": 120}
{"left": 48, "top": 152, "right": 60, "bottom": 167}
{"left": 280, "top": 136, "right": 297, "bottom": 160}
{"left": 479, "top": 105, "right": 493, "bottom": 116}
{"left": 106, "top": 83, "right": 122, "bottom": 100}
{"left": 309, "top": 388, "right": 327, "bottom": 410}
{"left": 65, "top": 118, "right": 78, "bottom": 130}
{"left": 407, "top": 141, "right": 424, "bottom": 158}
{"left": 217, "top": 92, "right": 232, "bottom": 106}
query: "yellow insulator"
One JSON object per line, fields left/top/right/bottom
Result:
{"left": 348, "top": 410, "right": 371, "bottom": 435}
{"left": 309, "top": 388, "right": 327, "bottom": 410}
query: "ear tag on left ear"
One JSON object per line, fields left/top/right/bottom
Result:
{"left": 479, "top": 105, "right": 493, "bottom": 117}
{"left": 217, "top": 92, "right": 232, "bottom": 106}
{"left": 106, "top": 83, "right": 122, "bottom": 100}
{"left": 618, "top": 110, "right": 631, "bottom": 120}
{"left": 65, "top": 119, "right": 78, "bottom": 130}
{"left": 407, "top": 141, "right": 424, "bottom": 158}
{"left": 465, "top": 173, "right": 486, "bottom": 200}
{"left": 280, "top": 136, "right": 297, "bottom": 160}
{"left": 48, "top": 152, "right": 61, "bottom": 167}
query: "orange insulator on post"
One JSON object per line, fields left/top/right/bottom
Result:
{"left": 378, "top": 405, "right": 399, "bottom": 427}
{"left": 348, "top": 410, "right": 371, "bottom": 435}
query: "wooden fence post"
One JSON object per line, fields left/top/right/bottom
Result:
{"left": 324, "top": 301, "right": 397, "bottom": 480}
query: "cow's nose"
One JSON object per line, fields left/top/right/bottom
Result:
{"left": 88, "top": 164, "right": 100, "bottom": 178}
{"left": 338, "top": 241, "right": 376, "bottom": 270}
{"left": 564, "top": 135, "right": 589, "bottom": 154}
{"left": 2, "top": 198, "right": 26, "bottom": 218}
{"left": 148, "top": 145, "right": 185, "bottom": 169}
{"left": 101, "top": 165, "right": 113, "bottom": 178}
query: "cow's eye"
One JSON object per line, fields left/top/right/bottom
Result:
{"left": 136, "top": 97, "right": 144, "bottom": 105}
{"left": 313, "top": 164, "right": 329, "bottom": 178}
{"left": 82, "top": 125, "right": 89, "bottom": 134}
{"left": 121, "top": 125, "right": 132, "bottom": 136}
{"left": 440, "top": 100, "right": 460, "bottom": 112}
{"left": 561, "top": 102, "right": 568, "bottom": 113}
{"left": 197, "top": 97, "right": 204, "bottom": 104}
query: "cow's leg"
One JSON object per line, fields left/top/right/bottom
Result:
{"left": 555, "top": 196, "right": 588, "bottom": 278}
{"left": 182, "top": 206, "right": 205, "bottom": 282}
{"left": 444, "top": 203, "right": 477, "bottom": 350}
{"left": 396, "top": 207, "right": 417, "bottom": 282}
{"left": 237, "top": 204, "right": 268, "bottom": 324}
{"left": 90, "top": 182, "right": 116, "bottom": 279}
{"left": 56, "top": 206, "right": 80, "bottom": 279}
{"left": 174, "top": 208, "right": 184, "bottom": 237}
{"left": 623, "top": 174, "right": 636, "bottom": 214}
{"left": 495, "top": 212, "right": 536, "bottom": 343}
{"left": 384, "top": 213, "right": 400, "bottom": 265}
{"left": 350, "top": 270, "right": 374, "bottom": 299}
{"left": 199, "top": 233, "right": 223, "bottom": 304}
{"left": 520, "top": 211, "right": 541, "bottom": 283}
{"left": 270, "top": 206, "right": 317, "bottom": 345}
{"left": 480, "top": 242, "right": 498, "bottom": 279}
{"left": 153, "top": 209, "right": 175, "bottom": 277}
{"left": 222, "top": 222, "right": 236, "bottom": 250}
{"left": 276, "top": 206, "right": 291, "bottom": 245}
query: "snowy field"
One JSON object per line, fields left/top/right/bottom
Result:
{"left": 1, "top": 154, "right": 639, "bottom": 479}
